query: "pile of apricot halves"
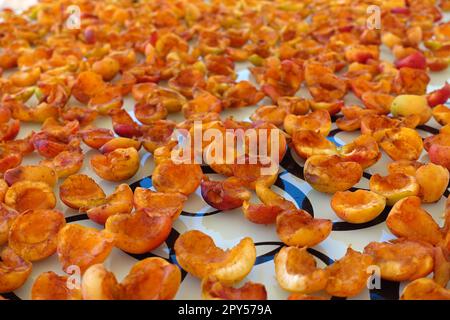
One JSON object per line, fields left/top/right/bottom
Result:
{"left": 0, "top": 0, "right": 450, "bottom": 300}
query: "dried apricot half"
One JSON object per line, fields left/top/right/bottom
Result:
{"left": 0, "top": 247, "right": 32, "bottom": 293}
{"left": 105, "top": 208, "right": 172, "bottom": 254}
{"left": 119, "top": 258, "right": 181, "bottom": 300}
{"left": 275, "top": 246, "right": 328, "bottom": 294}
{"left": 364, "top": 239, "right": 434, "bottom": 282}
{"left": 369, "top": 173, "right": 419, "bottom": 206}
{"left": 304, "top": 155, "right": 363, "bottom": 193}
{"left": 325, "top": 248, "right": 373, "bottom": 298}
{"left": 276, "top": 210, "right": 332, "bottom": 247}
{"left": 152, "top": 160, "right": 203, "bottom": 195}
{"left": 331, "top": 190, "right": 386, "bottom": 224}
{"left": 4, "top": 165, "right": 57, "bottom": 187}
{"left": 174, "top": 230, "right": 256, "bottom": 284}
{"left": 86, "top": 184, "right": 134, "bottom": 225}
{"left": 9, "top": 209, "right": 65, "bottom": 262}
{"left": 386, "top": 196, "right": 442, "bottom": 246}
{"left": 32, "top": 271, "right": 82, "bottom": 300}
{"left": 201, "top": 276, "right": 267, "bottom": 300}
{"left": 57, "top": 224, "right": 114, "bottom": 274}
{"left": 201, "top": 177, "right": 251, "bottom": 211}
{"left": 59, "top": 174, "right": 106, "bottom": 209}
{"left": 133, "top": 188, "right": 187, "bottom": 220}
{"left": 90, "top": 147, "right": 140, "bottom": 182}
{"left": 400, "top": 278, "right": 450, "bottom": 300}
{"left": 5, "top": 181, "right": 56, "bottom": 212}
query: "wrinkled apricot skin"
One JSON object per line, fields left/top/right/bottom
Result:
{"left": 243, "top": 202, "right": 285, "bottom": 225}
{"left": 275, "top": 246, "right": 328, "bottom": 294}
{"left": 57, "top": 224, "right": 114, "bottom": 274}
{"left": 276, "top": 210, "right": 332, "bottom": 247}
{"left": 133, "top": 188, "right": 186, "bottom": 220}
{"left": 80, "top": 127, "right": 114, "bottom": 150}
{"left": 86, "top": 184, "right": 134, "bottom": 225}
{"left": 415, "top": 163, "right": 449, "bottom": 203}
{"left": 72, "top": 71, "right": 106, "bottom": 104}
{"left": 4, "top": 165, "right": 57, "bottom": 187}
{"left": 175, "top": 230, "right": 256, "bottom": 284}
{"left": 375, "top": 127, "right": 424, "bottom": 161}
{"left": 338, "top": 135, "right": 381, "bottom": 169}
{"left": 331, "top": 190, "right": 386, "bottom": 224}
{"left": 9, "top": 209, "right": 65, "bottom": 262}
{"left": 119, "top": 258, "right": 181, "bottom": 300}
{"left": 386, "top": 197, "right": 442, "bottom": 246}
{"left": 325, "top": 248, "right": 373, "bottom": 298}
{"left": 0, "top": 247, "right": 32, "bottom": 293}
{"left": 5, "top": 181, "right": 56, "bottom": 212}
{"left": 90, "top": 147, "right": 140, "bottom": 182}
{"left": 105, "top": 208, "right": 172, "bottom": 254}
{"left": 369, "top": 173, "right": 420, "bottom": 206}
{"left": 99, "top": 137, "right": 141, "bottom": 154}
{"left": 387, "top": 160, "right": 423, "bottom": 176}
{"left": 202, "top": 276, "right": 267, "bottom": 300}
{"left": 201, "top": 177, "right": 251, "bottom": 211}
{"left": 425, "top": 134, "right": 450, "bottom": 170}
{"left": 283, "top": 110, "right": 331, "bottom": 136}
{"left": 59, "top": 174, "right": 106, "bottom": 209}
{"left": 0, "top": 204, "right": 18, "bottom": 246}
{"left": 400, "top": 278, "right": 450, "bottom": 300}
{"left": 32, "top": 272, "right": 82, "bottom": 300}
{"left": 152, "top": 160, "right": 203, "bottom": 195}
{"left": 40, "top": 149, "right": 84, "bottom": 178}
{"left": 292, "top": 130, "right": 337, "bottom": 160}
{"left": 304, "top": 155, "right": 363, "bottom": 193}
{"left": 364, "top": 239, "right": 434, "bottom": 282}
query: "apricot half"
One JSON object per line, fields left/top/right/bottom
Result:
{"left": 400, "top": 278, "right": 450, "bottom": 300}
{"left": 291, "top": 130, "right": 337, "bottom": 159}
{"left": 40, "top": 149, "right": 84, "bottom": 178}
{"left": 283, "top": 110, "right": 331, "bottom": 136}
{"left": 276, "top": 210, "right": 332, "bottom": 247}
{"left": 90, "top": 147, "right": 140, "bottom": 182}
{"left": 364, "top": 239, "right": 434, "bottom": 282}
{"left": 57, "top": 224, "right": 114, "bottom": 274}
{"left": 304, "top": 155, "right": 363, "bottom": 193}
{"left": 174, "top": 230, "right": 256, "bottom": 284}
{"left": 119, "top": 258, "right": 181, "bottom": 300}
{"left": 9, "top": 209, "right": 65, "bottom": 262}
{"left": 4, "top": 165, "right": 57, "bottom": 187}
{"left": 201, "top": 177, "right": 251, "bottom": 211}
{"left": 0, "top": 204, "right": 18, "bottom": 246}
{"left": 5, "top": 181, "right": 56, "bottom": 212}
{"left": 133, "top": 188, "right": 187, "bottom": 220}
{"left": 338, "top": 135, "right": 381, "bottom": 169}
{"left": 369, "top": 173, "right": 419, "bottom": 206}
{"left": 86, "top": 184, "right": 134, "bottom": 225}
{"left": 105, "top": 208, "right": 172, "bottom": 254}
{"left": 331, "top": 190, "right": 386, "bottom": 224}
{"left": 325, "top": 248, "right": 373, "bottom": 298}
{"left": 152, "top": 160, "right": 203, "bottom": 195}
{"left": 375, "top": 127, "right": 423, "bottom": 161}
{"left": 59, "top": 174, "right": 106, "bottom": 209}
{"left": 275, "top": 246, "right": 328, "bottom": 294}
{"left": 202, "top": 276, "right": 267, "bottom": 300}
{"left": 386, "top": 196, "right": 442, "bottom": 246}
{"left": 32, "top": 271, "right": 82, "bottom": 300}
{"left": 81, "top": 264, "right": 120, "bottom": 300}
{"left": 0, "top": 247, "right": 32, "bottom": 293}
